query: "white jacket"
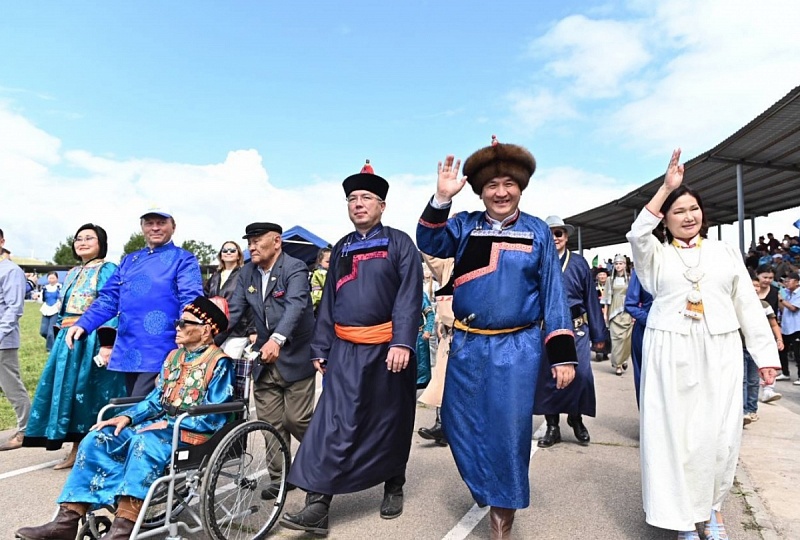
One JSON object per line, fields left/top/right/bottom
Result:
{"left": 627, "top": 209, "right": 780, "bottom": 369}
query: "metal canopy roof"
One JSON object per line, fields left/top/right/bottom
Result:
{"left": 566, "top": 84, "right": 800, "bottom": 251}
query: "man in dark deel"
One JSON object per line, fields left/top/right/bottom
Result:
{"left": 280, "top": 169, "right": 422, "bottom": 536}
{"left": 218, "top": 222, "right": 316, "bottom": 500}
{"left": 535, "top": 216, "right": 606, "bottom": 448}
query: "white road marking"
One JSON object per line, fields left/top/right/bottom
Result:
{"left": 442, "top": 421, "right": 547, "bottom": 540}
{"left": 0, "top": 460, "right": 62, "bottom": 481}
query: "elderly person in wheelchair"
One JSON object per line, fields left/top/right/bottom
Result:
{"left": 16, "top": 296, "right": 235, "bottom": 540}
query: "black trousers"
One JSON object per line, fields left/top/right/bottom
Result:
{"left": 779, "top": 331, "right": 800, "bottom": 377}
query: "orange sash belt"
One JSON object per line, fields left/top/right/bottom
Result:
{"left": 59, "top": 316, "right": 80, "bottom": 329}
{"left": 335, "top": 321, "right": 393, "bottom": 344}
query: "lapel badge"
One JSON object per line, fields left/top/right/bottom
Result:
{"left": 271, "top": 276, "right": 277, "bottom": 281}
{"left": 247, "top": 285, "right": 256, "bottom": 294}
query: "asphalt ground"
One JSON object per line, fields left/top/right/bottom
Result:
{"left": 1, "top": 360, "right": 791, "bottom": 539}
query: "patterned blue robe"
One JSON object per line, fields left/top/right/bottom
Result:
{"left": 416, "top": 292, "right": 435, "bottom": 387}
{"left": 76, "top": 242, "right": 204, "bottom": 374}
{"left": 25, "top": 260, "right": 127, "bottom": 450}
{"left": 288, "top": 225, "right": 422, "bottom": 495}
{"left": 58, "top": 346, "right": 234, "bottom": 505}
{"left": 623, "top": 270, "right": 653, "bottom": 406}
{"left": 417, "top": 202, "right": 576, "bottom": 509}
{"left": 534, "top": 251, "right": 606, "bottom": 416}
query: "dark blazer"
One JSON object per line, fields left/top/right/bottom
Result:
{"left": 205, "top": 266, "right": 254, "bottom": 338}
{"left": 219, "top": 252, "right": 316, "bottom": 383}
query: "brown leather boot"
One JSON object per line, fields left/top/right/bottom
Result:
{"left": 489, "top": 506, "right": 516, "bottom": 540}
{"left": 14, "top": 504, "right": 84, "bottom": 540}
{"left": 103, "top": 517, "right": 136, "bottom": 540}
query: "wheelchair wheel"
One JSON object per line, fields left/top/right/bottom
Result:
{"left": 140, "top": 476, "right": 190, "bottom": 528}
{"left": 201, "top": 420, "right": 290, "bottom": 540}
{"left": 77, "top": 514, "right": 112, "bottom": 539}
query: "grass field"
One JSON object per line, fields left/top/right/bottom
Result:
{"left": 0, "top": 302, "right": 48, "bottom": 430}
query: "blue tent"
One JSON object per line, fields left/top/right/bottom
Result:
{"left": 243, "top": 226, "right": 331, "bottom": 268}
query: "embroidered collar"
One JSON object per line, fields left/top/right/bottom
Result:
{"left": 671, "top": 236, "right": 702, "bottom": 249}
{"left": 484, "top": 210, "right": 520, "bottom": 231}
{"left": 351, "top": 223, "right": 384, "bottom": 242}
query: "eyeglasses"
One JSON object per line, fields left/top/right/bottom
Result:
{"left": 220, "top": 248, "right": 238, "bottom": 254}
{"left": 74, "top": 236, "right": 98, "bottom": 243}
{"left": 174, "top": 318, "right": 208, "bottom": 329}
{"left": 552, "top": 229, "right": 566, "bottom": 238}
{"left": 346, "top": 194, "right": 382, "bottom": 205}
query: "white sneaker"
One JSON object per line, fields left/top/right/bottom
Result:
{"left": 776, "top": 374, "right": 790, "bottom": 381}
{"left": 761, "top": 389, "right": 783, "bottom": 403}
{"left": 793, "top": 380, "right": 800, "bottom": 386}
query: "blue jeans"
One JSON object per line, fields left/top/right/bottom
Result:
{"left": 743, "top": 349, "right": 759, "bottom": 414}
{"left": 39, "top": 314, "right": 57, "bottom": 352}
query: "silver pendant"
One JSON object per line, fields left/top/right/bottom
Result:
{"left": 683, "top": 267, "right": 704, "bottom": 283}
{"left": 687, "top": 289, "right": 702, "bottom": 303}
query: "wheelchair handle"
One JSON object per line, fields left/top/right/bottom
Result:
{"left": 187, "top": 400, "right": 248, "bottom": 416}
{"left": 108, "top": 397, "right": 144, "bottom": 406}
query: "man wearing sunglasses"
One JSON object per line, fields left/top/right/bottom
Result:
{"left": 65, "top": 207, "right": 204, "bottom": 398}
{"left": 534, "top": 216, "right": 605, "bottom": 449}
{"left": 220, "top": 221, "right": 316, "bottom": 501}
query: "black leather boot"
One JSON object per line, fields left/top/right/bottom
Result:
{"left": 567, "top": 414, "right": 590, "bottom": 446}
{"left": 15, "top": 505, "right": 82, "bottom": 540}
{"left": 537, "top": 415, "right": 561, "bottom": 448}
{"left": 418, "top": 408, "right": 448, "bottom": 446}
{"left": 380, "top": 475, "right": 405, "bottom": 519}
{"left": 280, "top": 492, "right": 332, "bottom": 536}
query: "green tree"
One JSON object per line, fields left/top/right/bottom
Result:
{"left": 181, "top": 240, "right": 217, "bottom": 265}
{"left": 122, "top": 232, "right": 146, "bottom": 256}
{"left": 52, "top": 236, "right": 78, "bottom": 265}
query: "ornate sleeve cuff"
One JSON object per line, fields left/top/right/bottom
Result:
{"left": 544, "top": 333, "right": 578, "bottom": 366}
{"left": 97, "top": 326, "right": 116, "bottom": 348}
{"left": 419, "top": 197, "right": 450, "bottom": 228}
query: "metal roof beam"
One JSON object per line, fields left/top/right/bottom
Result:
{"left": 706, "top": 155, "right": 800, "bottom": 173}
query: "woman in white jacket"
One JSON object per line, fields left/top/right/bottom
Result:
{"left": 627, "top": 148, "right": 780, "bottom": 540}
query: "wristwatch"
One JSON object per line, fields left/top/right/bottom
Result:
{"left": 270, "top": 334, "right": 286, "bottom": 347}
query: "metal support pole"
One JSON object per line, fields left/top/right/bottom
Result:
{"left": 718, "top": 225, "right": 722, "bottom": 240}
{"left": 736, "top": 163, "right": 745, "bottom": 255}
{"left": 750, "top": 217, "right": 756, "bottom": 250}
{"left": 577, "top": 226, "right": 583, "bottom": 255}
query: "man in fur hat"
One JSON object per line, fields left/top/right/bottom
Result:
{"left": 280, "top": 170, "right": 422, "bottom": 536}
{"left": 16, "top": 296, "right": 235, "bottom": 540}
{"left": 416, "top": 142, "right": 577, "bottom": 539}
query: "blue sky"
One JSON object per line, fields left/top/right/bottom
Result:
{"left": 2, "top": 0, "right": 799, "bottom": 262}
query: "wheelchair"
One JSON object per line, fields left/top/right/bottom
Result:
{"left": 79, "top": 355, "right": 291, "bottom": 540}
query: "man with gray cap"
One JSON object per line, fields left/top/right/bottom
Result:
{"left": 534, "top": 216, "right": 605, "bottom": 449}
{"left": 0, "top": 229, "right": 30, "bottom": 451}
{"left": 417, "top": 141, "right": 577, "bottom": 538}
{"left": 65, "top": 207, "right": 204, "bottom": 397}
{"left": 220, "top": 221, "right": 316, "bottom": 500}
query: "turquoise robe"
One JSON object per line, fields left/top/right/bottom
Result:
{"left": 25, "top": 260, "right": 127, "bottom": 450}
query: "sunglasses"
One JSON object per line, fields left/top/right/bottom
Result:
{"left": 220, "top": 248, "right": 238, "bottom": 254}
{"left": 552, "top": 229, "right": 566, "bottom": 238}
{"left": 174, "top": 318, "right": 208, "bottom": 329}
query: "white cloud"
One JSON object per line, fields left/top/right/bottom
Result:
{"left": 607, "top": 0, "right": 800, "bottom": 154}
{"left": 506, "top": 89, "right": 579, "bottom": 133}
{"left": 531, "top": 14, "right": 651, "bottom": 98}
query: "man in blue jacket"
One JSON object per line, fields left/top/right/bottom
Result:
{"left": 65, "top": 207, "right": 204, "bottom": 397}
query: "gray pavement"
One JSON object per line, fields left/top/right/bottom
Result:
{"left": 0, "top": 361, "right": 796, "bottom": 539}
